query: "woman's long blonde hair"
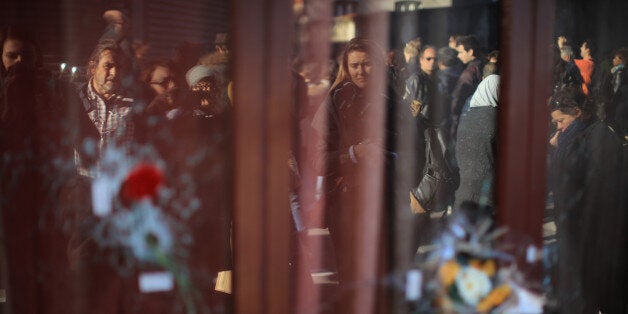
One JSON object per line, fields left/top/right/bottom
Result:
{"left": 329, "top": 37, "right": 385, "bottom": 95}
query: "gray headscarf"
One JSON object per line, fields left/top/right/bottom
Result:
{"left": 470, "top": 74, "right": 500, "bottom": 108}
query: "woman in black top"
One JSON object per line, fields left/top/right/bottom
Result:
{"left": 549, "top": 86, "right": 626, "bottom": 313}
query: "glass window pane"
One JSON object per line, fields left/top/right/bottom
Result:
{"left": 545, "top": 0, "right": 628, "bottom": 312}
{"left": 1, "top": 1, "right": 233, "bottom": 313}
{"left": 288, "top": 1, "right": 532, "bottom": 313}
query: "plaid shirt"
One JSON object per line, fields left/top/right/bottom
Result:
{"left": 75, "top": 82, "right": 135, "bottom": 176}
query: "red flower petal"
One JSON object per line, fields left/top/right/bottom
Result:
{"left": 119, "top": 163, "right": 164, "bottom": 205}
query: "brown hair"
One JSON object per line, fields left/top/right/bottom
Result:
{"left": 549, "top": 85, "right": 594, "bottom": 119}
{"left": 0, "top": 26, "right": 38, "bottom": 76}
{"left": 614, "top": 47, "right": 628, "bottom": 65}
{"left": 404, "top": 37, "right": 422, "bottom": 59}
{"left": 140, "top": 59, "right": 177, "bottom": 85}
{"left": 86, "top": 39, "right": 127, "bottom": 77}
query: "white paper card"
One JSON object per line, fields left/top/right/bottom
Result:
{"left": 139, "top": 271, "right": 174, "bottom": 293}
{"left": 405, "top": 270, "right": 422, "bottom": 301}
{"left": 91, "top": 179, "right": 112, "bottom": 216}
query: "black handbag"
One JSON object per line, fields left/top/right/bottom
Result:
{"left": 410, "top": 127, "right": 458, "bottom": 213}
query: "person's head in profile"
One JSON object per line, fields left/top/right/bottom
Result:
{"left": 548, "top": 85, "right": 594, "bottom": 146}
{"left": 140, "top": 59, "right": 180, "bottom": 109}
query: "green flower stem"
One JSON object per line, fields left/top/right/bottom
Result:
{"left": 151, "top": 245, "right": 200, "bottom": 314}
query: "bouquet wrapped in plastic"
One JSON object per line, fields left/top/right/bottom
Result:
{"left": 414, "top": 206, "right": 544, "bottom": 313}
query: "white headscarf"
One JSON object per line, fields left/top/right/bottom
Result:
{"left": 470, "top": 74, "right": 500, "bottom": 108}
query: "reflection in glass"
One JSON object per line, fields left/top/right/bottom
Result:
{"left": 289, "top": 1, "right": 512, "bottom": 313}
{"left": 545, "top": 1, "right": 628, "bottom": 310}
{"left": 1, "top": 1, "right": 232, "bottom": 313}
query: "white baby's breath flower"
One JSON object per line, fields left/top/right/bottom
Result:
{"left": 127, "top": 199, "right": 174, "bottom": 262}
{"left": 455, "top": 266, "right": 492, "bottom": 306}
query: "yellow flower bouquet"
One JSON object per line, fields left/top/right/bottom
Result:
{"left": 413, "top": 208, "right": 544, "bottom": 313}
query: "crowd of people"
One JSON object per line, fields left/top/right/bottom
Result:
{"left": 547, "top": 36, "right": 628, "bottom": 313}
{"left": 0, "top": 10, "right": 233, "bottom": 313}
{"left": 303, "top": 34, "right": 627, "bottom": 312}
{"left": 309, "top": 35, "right": 499, "bottom": 251}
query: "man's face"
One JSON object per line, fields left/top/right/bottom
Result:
{"left": 2, "top": 39, "right": 32, "bottom": 71}
{"left": 91, "top": 50, "right": 121, "bottom": 97}
{"left": 347, "top": 50, "right": 372, "bottom": 89}
{"left": 420, "top": 48, "right": 437, "bottom": 75}
{"left": 456, "top": 45, "right": 474, "bottom": 64}
{"left": 580, "top": 43, "right": 589, "bottom": 58}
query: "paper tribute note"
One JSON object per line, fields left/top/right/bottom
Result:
{"left": 139, "top": 272, "right": 174, "bottom": 293}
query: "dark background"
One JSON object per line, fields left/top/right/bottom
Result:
{"left": 554, "top": 0, "right": 628, "bottom": 60}
{"left": 3, "top": 0, "right": 628, "bottom": 75}
{"left": 388, "top": 2, "right": 500, "bottom": 53}
{"left": 1, "top": 0, "right": 230, "bottom": 67}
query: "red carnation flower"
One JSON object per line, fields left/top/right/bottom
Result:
{"left": 119, "top": 163, "right": 164, "bottom": 206}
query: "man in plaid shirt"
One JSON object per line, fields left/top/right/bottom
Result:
{"left": 73, "top": 40, "right": 135, "bottom": 177}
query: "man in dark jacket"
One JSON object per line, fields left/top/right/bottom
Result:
{"left": 403, "top": 45, "right": 438, "bottom": 120}
{"left": 609, "top": 48, "right": 628, "bottom": 139}
{"left": 450, "top": 35, "right": 485, "bottom": 139}
{"left": 404, "top": 45, "right": 458, "bottom": 215}
{"left": 437, "top": 47, "right": 464, "bottom": 122}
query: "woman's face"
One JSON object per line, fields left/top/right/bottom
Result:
{"left": 149, "top": 65, "right": 176, "bottom": 96}
{"left": 613, "top": 54, "right": 624, "bottom": 67}
{"left": 551, "top": 109, "right": 580, "bottom": 133}
{"left": 347, "top": 50, "right": 372, "bottom": 89}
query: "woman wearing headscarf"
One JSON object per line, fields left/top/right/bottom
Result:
{"left": 454, "top": 74, "right": 499, "bottom": 211}
{"left": 548, "top": 86, "right": 625, "bottom": 313}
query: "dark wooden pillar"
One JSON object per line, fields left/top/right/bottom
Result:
{"left": 496, "top": 0, "right": 554, "bottom": 247}
{"left": 232, "top": 0, "right": 294, "bottom": 313}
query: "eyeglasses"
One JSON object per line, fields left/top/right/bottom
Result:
{"left": 150, "top": 77, "right": 175, "bottom": 88}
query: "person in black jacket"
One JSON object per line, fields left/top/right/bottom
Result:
{"left": 450, "top": 35, "right": 485, "bottom": 140}
{"left": 548, "top": 86, "right": 626, "bottom": 313}
{"left": 403, "top": 45, "right": 438, "bottom": 120}
{"left": 609, "top": 48, "right": 628, "bottom": 139}
{"left": 404, "top": 45, "right": 458, "bottom": 214}
{"left": 552, "top": 45, "right": 584, "bottom": 95}
{"left": 311, "top": 38, "right": 397, "bottom": 302}
{"left": 436, "top": 47, "right": 464, "bottom": 117}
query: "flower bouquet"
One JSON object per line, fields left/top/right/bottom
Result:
{"left": 88, "top": 147, "right": 202, "bottom": 313}
{"left": 416, "top": 208, "right": 544, "bottom": 313}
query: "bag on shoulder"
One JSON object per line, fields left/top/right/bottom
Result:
{"left": 410, "top": 127, "right": 458, "bottom": 213}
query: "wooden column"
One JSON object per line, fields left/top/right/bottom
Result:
{"left": 496, "top": 0, "right": 554, "bottom": 247}
{"left": 232, "top": 0, "right": 294, "bottom": 313}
